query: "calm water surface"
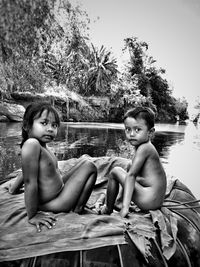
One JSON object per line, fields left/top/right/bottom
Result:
{"left": 0, "top": 121, "right": 199, "bottom": 199}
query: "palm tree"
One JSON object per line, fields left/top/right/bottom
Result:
{"left": 86, "top": 44, "right": 118, "bottom": 96}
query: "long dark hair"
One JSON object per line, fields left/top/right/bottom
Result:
{"left": 21, "top": 102, "right": 60, "bottom": 147}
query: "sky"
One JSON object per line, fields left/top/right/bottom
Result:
{"left": 71, "top": 0, "right": 200, "bottom": 114}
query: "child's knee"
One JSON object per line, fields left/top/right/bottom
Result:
{"left": 110, "top": 168, "right": 116, "bottom": 179}
{"left": 85, "top": 160, "right": 97, "bottom": 173}
{"left": 110, "top": 166, "right": 121, "bottom": 177}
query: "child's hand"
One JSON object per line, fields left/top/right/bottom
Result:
{"left": 28, "top": 211, "right": 56, "bottom": 232}
{"left": 119, "top": 207, "right": 129, "bottom": 218}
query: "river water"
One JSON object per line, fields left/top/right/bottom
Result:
{"left": 0, "top": 121, "right": 199, "bottom": 199}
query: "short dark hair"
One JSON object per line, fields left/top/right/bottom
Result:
{"left": 21, "top": 102, "right": 60, "bottom": 147}
{"left": 123, "top": 107, "right": 155, "bottom": 129}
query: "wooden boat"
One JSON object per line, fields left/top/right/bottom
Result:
{"left": 0, "top": 156, "right": 200, "bottom": 267}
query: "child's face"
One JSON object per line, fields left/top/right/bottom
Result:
{"left": 28, "top": 110, "right": 58, "bottom": 144}
{"left": 124, "top": 116, "right": 152, "bottom": 147}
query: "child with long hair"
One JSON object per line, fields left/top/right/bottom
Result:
{"left": 9, "top": 102, "right": 97, "bottom": 231}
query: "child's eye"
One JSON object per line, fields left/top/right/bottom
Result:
{"left": 52, "top": 123, "right": 58, "bottom": 129}
{"left": 125, "top": 128, "right": 131, "bottom": 133}
{"left": 41, "top": 122, "right": 47, "bottom": 126}
{"left": 135, "top": 128, "right": 139, "bottom": 133}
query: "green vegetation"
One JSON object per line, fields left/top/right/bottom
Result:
{"left": 0, "top": 0, "right": 189, "bottom": 122}
{"left": 192, "top": 97, "right": 200, "bottom": 123}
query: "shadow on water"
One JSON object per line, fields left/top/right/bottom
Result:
{"left": 0, "top": 121, "right": 199, "bottom": 198}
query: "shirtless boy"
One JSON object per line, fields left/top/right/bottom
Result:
{"left": 101, "top": 107, "right": 167, "bottom": 218}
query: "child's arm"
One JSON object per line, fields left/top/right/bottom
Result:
{"left": 22, "top": 139, "right": 56, "bottom": 232}
{"left": 120, "top": 144, "right": 148, "bottom": 218}
{"left": 22, "top": 139, "right": 40, "bottom": 219}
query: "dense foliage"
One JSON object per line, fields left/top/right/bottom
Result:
{"left": 0, "top": 0, "right": 57, "bottom": 93}
{"left": 120, "top": 37, "right": 189, "bottom": 121}
{"left": 0, "top": 0, "right": 189, "bottom": 122}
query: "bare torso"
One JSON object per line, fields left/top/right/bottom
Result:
{"left": 131, "top": 142, "right": 167, "bottom": 210}
{"left": 38, "top": 146, "right": 64, "bottom": 204}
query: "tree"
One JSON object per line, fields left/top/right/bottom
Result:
{"left": 86, "top": 45, "right": 118, "bottom": 96}
{"left": 174, "top": 97, "right": 189, "bottom": 121}
{"left": 42, "top": 0, "right": 92, "bottom": 91}
{"left": 110, "top": 71, "right": 154, "bottom": 111}
{"left": 0, "top": 0, "right": 59, "bottom": 93}
{"left": 122, "top": 37, "right": 181, "bottom": 122}
{"left": 192, "top": 96, "right": 200, "bottom": 123}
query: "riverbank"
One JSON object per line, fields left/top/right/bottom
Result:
{"left": 0, "top": 89, "right": 113, "bottom": 123}
{"left": 1, "top": 89, "right": 185, "bottom": 124}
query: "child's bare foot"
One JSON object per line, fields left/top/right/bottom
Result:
{"left": 99, "top": 205, "right": 111, "bottom": 215}
{"left": 8, "top": 183, "right": 18, "bottom": 194}
{"left": 8, "top": 183, "right": 14, "bottom": 194}
{"left": 114, "top": 201, "right": 122, "bottom": 211}
{"left": 74, "top": 206, "right": 84, "bottom": 214}
{"left": 129, "top": 202, "right": 141, "bottom": 212}
{"left": 7, "top": 182, "right": 24, "bottom": 194}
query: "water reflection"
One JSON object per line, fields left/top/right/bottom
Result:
{"left": 51, "top": 125, "right": 125, "bottom": 160}
{"left": 0, "top": 123, "right": 22, "bottom": 183}
{"left": 162, "top": 122, "right": 200, "bottom": 199}
{"left": 153, "top": 131, "right": 185, "bottom": 162}
{"left": 0, "top": 122, "right": 199, "bottom": 199}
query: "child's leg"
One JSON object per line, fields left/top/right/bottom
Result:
{"left": 103, "top": 166, "right": 126, "bottom": 214}
{"left": 8, "top": 172, "right": 24, "bottom": 194}
{"left": 74, "top": 169, "right": 97, "bottom": 213}
{"left": 64, "top": 158, "right": 97, "bottom": 212}
{"left": 61, "top": 158, "right": 89, "bottom": 184}
{"left": 40, "top": 160, "right": 97, "bottom": 213}
{"left": 115, "top": 185, "right": 123, "bottom": 210}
